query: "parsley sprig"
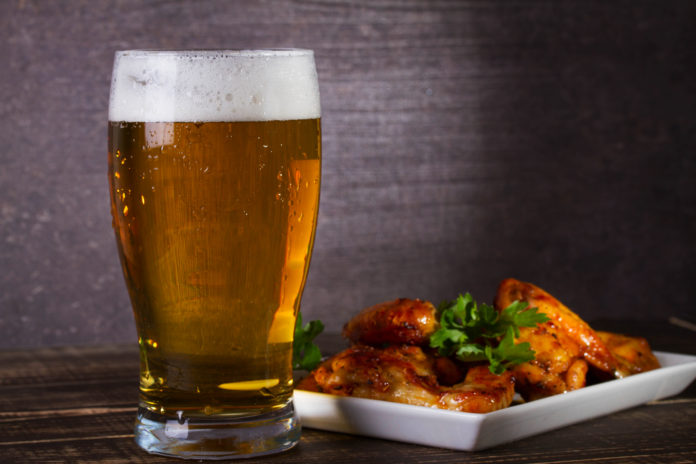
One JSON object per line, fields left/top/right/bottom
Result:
{"left": 293, "top": 312, "right": 324, "bottom": 371}
{"left": 429, "top": 293, "right": 549, "bottom": 375}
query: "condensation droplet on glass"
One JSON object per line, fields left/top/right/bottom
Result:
{"left": 275, "top": 192, "right": 282, "bottom": 201}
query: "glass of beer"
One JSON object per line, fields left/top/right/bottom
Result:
{"left": 107, "top": 50, "right": 320, "bottom": 459}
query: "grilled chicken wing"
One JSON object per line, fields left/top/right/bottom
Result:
{"left": 342, "top": 298, "right": 438, "bottom": 346}
{"left": 494, "top": 278, "right": 614, "bottom": 400}
{"left": 494, "top": 278, "right": 660, "bottom": 400}
{"left": 495, "top": 278, "right": 624, "bottom": 376}
{"left": 297, "top": 344, "right": 514, "bottom": 413}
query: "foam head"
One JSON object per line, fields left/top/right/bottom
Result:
{"left": 108, "top": 50, "right": 321, "bottom": 122}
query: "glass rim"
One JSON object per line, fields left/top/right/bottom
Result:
{"left": 114, "top": 49, "right": 314, "bottom": 58}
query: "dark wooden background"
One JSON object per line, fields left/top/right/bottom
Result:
{"left": 0, "top": 0, "right": 695, "bottom": 349}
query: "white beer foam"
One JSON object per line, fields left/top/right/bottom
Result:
{"left": 109, "top": 50, "right": 320, "bottom": 122}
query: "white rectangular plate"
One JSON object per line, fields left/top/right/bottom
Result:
{"left": 294, "top": 351, "right": 696, "bottom": 451}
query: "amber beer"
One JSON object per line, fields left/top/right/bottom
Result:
{"left": 108, "top": 50, "right": 320, "bottom": 459}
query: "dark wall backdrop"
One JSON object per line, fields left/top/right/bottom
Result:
{"left": 0, "top": 0, "right": 694, "bottom": 349}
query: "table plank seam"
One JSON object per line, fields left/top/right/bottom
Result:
{"left": 0, "top": 434, "right": 134, "bottom": 447}
{"left": 0, "top": 406, "right": 137, "bottom": 422}
{"left": 0, "top": 378, "right": 135, "bottom": 389}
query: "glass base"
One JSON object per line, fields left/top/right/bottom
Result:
{"left": 134, "top": 402, "right": 300, "bottom": 460}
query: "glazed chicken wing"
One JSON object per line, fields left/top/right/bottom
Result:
{"left": 495, "top": 278, "right": 612, "bottom": 400}
{"left": 342, "top": 298, "right": 437, "bottom": 346}
{"left": 504, "top": 320, "right": 589, "bottom": 400}
{"left": 495, "top": 278, "right": 624, "bottom": 376}
{"left": 494, "top": 278, "right": 659, "bottom": 400}
{"left": 297, "top": 344, "right": 514, "bottom": 413}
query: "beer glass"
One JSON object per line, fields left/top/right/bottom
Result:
{"left": 108, "top": 50, "right": 321, "bottom": 459}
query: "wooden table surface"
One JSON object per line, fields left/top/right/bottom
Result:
{"left": 2, "top": 320, "right": 695, "bottom": 463}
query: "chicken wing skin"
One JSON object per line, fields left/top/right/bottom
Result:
{"left": 596, "top": 331, "right": 660, "bottom": 375}
{"left": 505, "top": 321, "right": 589, "bottom": 400}
{"left": 297, "top": 344, "right": 514, "bottom": 413}
{"left": 342, "top": 298, "right": 438, "bottom": 346}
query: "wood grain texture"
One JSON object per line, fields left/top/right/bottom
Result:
{"left": 0, "top": 0, "right": 695, "bottom": 348}
{"left": 5, "top": 412, "right": 696, "bottom": 464}
{"left": 1, "top": 321, "right": 695, "bottom": 463}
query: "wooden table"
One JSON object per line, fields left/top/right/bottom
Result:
{"left": 2, "top": 320, "right": 695, "bottom": 463}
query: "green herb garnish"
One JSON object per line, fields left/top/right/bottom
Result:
{"left": 429, "top": 293, "right": 549, "bottom": 375}
{"left": 293, "top": 312, "right": 324, "bottom": 371}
